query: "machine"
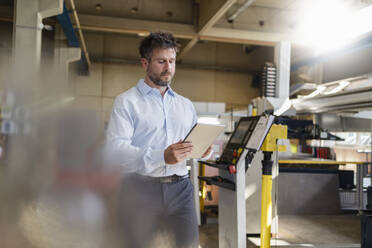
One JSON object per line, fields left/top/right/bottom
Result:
{"left": 198, "top": 115, "right": 287, "bottom": 248}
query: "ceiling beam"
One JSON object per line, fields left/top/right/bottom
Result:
{"left": 77, "top": 14, "right": 196, "bottom": 40}
{"left": 201, "top": 27, "right": 297, "bottom": 46}
{"left": 198, "top": 0, "right": 237, "bottom": 34}
{"left": 177, "top": 37, "right": 198, "bottom": 59}
{"left": 177, "top": 0, "right": 237, "bottom": 61}
{"left": 0, "top": 11, "right": 297, "bottom": 47}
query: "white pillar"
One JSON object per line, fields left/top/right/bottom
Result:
{"left": 13, "top": 0, "right": 63, "bottom": 71}
{"left": 274, "top": 41, "right": 291, "bottom": 99}
{"left": 7, "top": 0, "right": 63, "bottom": 169}
{"left": 190, "top": 159, "right": 201, "bottom": 226}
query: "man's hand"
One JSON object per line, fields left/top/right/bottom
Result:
{"left": 202, "top": 145, "right": 213, "bottom": 159}
{"left": 164, "top": 141, "right": 194, "bottom": 164}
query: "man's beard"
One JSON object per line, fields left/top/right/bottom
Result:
{"left": 147, "top": 70, "right": 173, "bottom": 87}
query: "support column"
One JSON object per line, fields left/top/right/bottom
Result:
{"left": 357, "top": 163, "right": 364, "bottom": 211}
{"left": 259, "top": 40, "right": 291, "bottom": 115}
{"left": 13, "top": 0, "right": 63, "bottom": 71}
{"left": 6, "top": 0, "right": 63, "bottom": 183}
{"left": 274, "top": 41, "right": 291, "bottom": 99}
{"left": 190, "top": 159, "right": 201, "bottom": 226}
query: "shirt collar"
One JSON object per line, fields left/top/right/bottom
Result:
{"left": 166, "top": 86, "right": 175, "bottom": 97}
{"left": 137, "top": 79, "right": 153, "bottom": 96}
{"left": 137, "top": 79, "right": 175, "bottom": 97}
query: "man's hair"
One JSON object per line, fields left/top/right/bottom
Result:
{"left": 139, "top": 31, "right": 178, "bottom": 60}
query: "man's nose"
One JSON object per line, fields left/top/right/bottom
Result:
{"left": 164, "top": 61, "right": 170, "bottom": 69}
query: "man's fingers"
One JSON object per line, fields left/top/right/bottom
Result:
{"left": 176, "top": 153, "right": 190, "bottom": 161}
{"left": 165, "top": 141, "right": 194, "bottom": 164}
{"left": 173, "top": 142, "right": 193, "bottom": 149}
{"left": 178, "top": 148, "right": 193, "bottom": 155}
{"left": 174, "top": 145, "right": 193, "bottom": 153}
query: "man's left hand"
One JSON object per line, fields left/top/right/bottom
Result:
{"left": 202, "top": 145, "right": 212, "bottom": 158}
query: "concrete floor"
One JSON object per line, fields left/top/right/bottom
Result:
{"left": 199, "top": 214, "right": 361, "bottom": 248}
{"left": 7, "top": 196, "right": 361, "bottom": 248}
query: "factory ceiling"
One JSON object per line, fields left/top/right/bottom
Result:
{"left": 68, "top": 0, "right": 372, "bottom": 63}
{"left": 1, "top": 0, "right": 372, "bottom": 80}
{"left": 1, "top": 0, "right": 371, "bottom": 59}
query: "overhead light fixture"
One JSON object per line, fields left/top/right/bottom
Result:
{"left": 137, "top": 32, "right": 150, "bottom": 37}
{"left": 95, "top": 4, "right": 102, "bottom": 11}
{"left": 357, "top": 149, "right": 371, "bottom": 153}
{"left": 295, "top": 0, "right": 372, "bottom": 54}
{"left": 43, "top": 24, "right": 53, "bottom": 31}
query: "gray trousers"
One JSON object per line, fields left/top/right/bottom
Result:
{"left": 119, "top": 174, "right": 199, "bottom": 248}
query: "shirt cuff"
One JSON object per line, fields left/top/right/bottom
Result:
{"left": 150, "top": 148, "right": 166, "bottom": 166}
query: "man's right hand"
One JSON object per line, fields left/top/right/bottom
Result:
{"left": 164, "top": 141, "right": 193, "bottom": 164}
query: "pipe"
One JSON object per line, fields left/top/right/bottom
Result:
{"left": 67, "top": 0, "right": 91, "bottom": 70}
{"left": 227, "top": 0, "right": 255, "bottom": 22}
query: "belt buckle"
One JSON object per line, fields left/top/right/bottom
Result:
{"left": 160, "top": 176, "right": 173, "bottom": 183}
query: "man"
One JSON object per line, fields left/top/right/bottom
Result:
{"left": 106, "top": 32, "right": 211, "bottom": 248}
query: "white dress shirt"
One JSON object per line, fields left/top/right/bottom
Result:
{"left": 105, "top": 79, "right": 197, "bottom": 177}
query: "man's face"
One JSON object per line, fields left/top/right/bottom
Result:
{"left": 143, "top": 48, "right": 176, "bottom": 87}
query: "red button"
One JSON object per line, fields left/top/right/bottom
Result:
{"left": 228, "top": 165, "right": 236, "bottom": 174}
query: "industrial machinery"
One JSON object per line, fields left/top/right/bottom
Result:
{"left": 198, "top": 115, "right": 287, "bottom": 248}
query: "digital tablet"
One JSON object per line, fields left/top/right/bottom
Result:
{"left": 183, "top": 123, "right": 225, "bottom": 159}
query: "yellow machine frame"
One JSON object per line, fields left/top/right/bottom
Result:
{"left": 260, "top": 124, "right": 287, "bottom": 248}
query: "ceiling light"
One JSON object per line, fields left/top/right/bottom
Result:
{"left": 296, "top": 0, "right": 372, "bottom": 54}
{"left": 43, "top": 24, "right": 53, "bottom": 31}
{"left": 95, "top": 4, "right": 102, "bottom": 11}
{"left": 357, "top": 149, "right": 371, "bottom": 153}
{"left": 138, "top": 32, "right": 150, "bottom": 37}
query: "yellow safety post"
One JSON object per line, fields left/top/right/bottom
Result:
{"left": 260, "top": 151, "right": 273, "bottom": 248}
{"left": 260, "top": 124, "right": 287, "bottom": 248}
{"left": 199, "top": 162, "right": 206, "bottom": 214}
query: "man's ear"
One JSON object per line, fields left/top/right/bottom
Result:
{"left": 140, "top": 58, "right": 148, "bottom": 70}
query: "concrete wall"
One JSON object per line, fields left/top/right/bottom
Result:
{"left": 72, "top": 32, "right": 267, "bottom": 127}
{"left": 0, "top": 23, "right": 264, "bottom": 130}
{"left": 72, "top": 61, "right": 259, "bottom": 127}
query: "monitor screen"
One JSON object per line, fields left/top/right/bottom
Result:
{"left": 219, "top": 117, "right": 257, "bottom": 164}
{"left": 229, "top": 120, "right": 252, "bottom": 144}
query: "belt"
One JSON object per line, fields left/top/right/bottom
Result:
{"left": 137, "top": 174, "right": 189, "bottom": 183}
